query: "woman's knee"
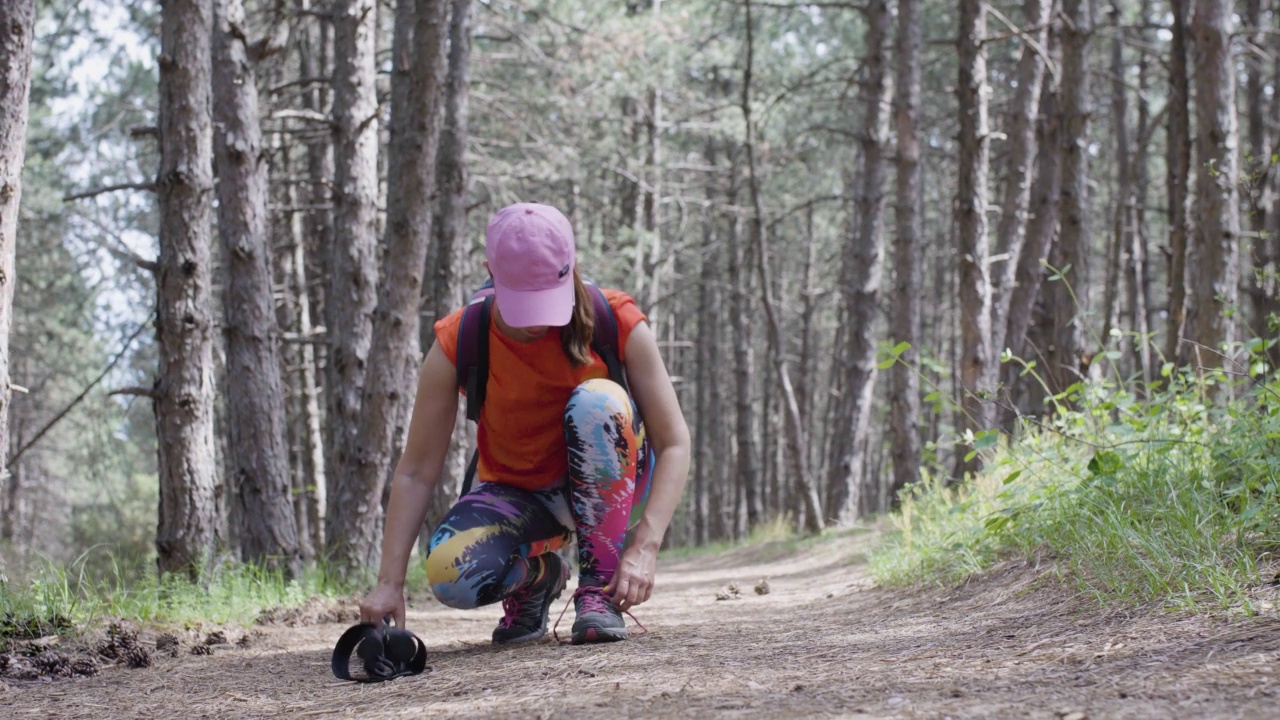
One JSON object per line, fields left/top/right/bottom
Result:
{"left": 565, "top": 378, "right": 633, "bottom": 427}
{"left": 425, "top": 528, "right": 506, "bottom": 609}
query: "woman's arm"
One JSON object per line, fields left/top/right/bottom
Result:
{"left": 608, "top": 320, "right": 692, "bottom": 610}
{"left": 359, "top": 342, "right": 458, "bottom": 628}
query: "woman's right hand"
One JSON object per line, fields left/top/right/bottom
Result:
{"left": 359, "top": 582, "right": 407, "bottom": 629}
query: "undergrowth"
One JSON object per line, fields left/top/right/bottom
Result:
{"left": 0, "top": 550, "right": 345, "bottom": 640}
{"left": 870, "top": 358, "right": 1280, "bottom": 613}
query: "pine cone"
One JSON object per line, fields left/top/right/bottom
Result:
{"left": 124, "top": 646, "right": 151, "bottom": 669}
{"left": 190, "top": 644, "right": 213, "bottom": 656}
{"left": 33, "top": 651, "right": 70, "bottom": 676}
{"left": 155, "top": 633, "right": 180, "bottom": 652}
{"left": 71, "top": 657, "right": 100, "bottom": 677}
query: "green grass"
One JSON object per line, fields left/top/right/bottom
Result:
{"left": 870, "top": 367, "right": 1280, "bottom": 613}
{"left": 1, "top": 550, "right": 344, "bottom": 640}
{"left": 662, "top": 516, "right": 870, "bottom": 562}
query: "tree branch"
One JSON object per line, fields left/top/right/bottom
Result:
{"left": 108, "top": 386, "right": 158, "bottom": 399}
{"left": 7, "top": 321, "right": 152, "bottom": 468}
{"left": 63, "top": 182, "right": 157, "bottom": 203}
{"left": 268, "top": 109, "right": 333, "bottom": 125}
{"left": 985, "top": 5, "right": 1058, "bottom": 82}
{"left": 753, "top": 1, "right": 865, "bottom": 10}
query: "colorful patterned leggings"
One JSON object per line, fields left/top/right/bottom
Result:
{"left": 425, "top": 379, "right": 652, "bottom": 609}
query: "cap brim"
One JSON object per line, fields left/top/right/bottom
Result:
{"left": 492, "top": 279, "right": 575, "bottom": 328}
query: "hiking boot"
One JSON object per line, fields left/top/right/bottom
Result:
{"left": 492, "top": 553, "right": 569, "bottom": 645}
{"left": 570, "top": 580, "right": 628, "bottom": 645}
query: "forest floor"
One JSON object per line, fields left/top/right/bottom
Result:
{"left": 4, "top": 528, "right": 1280, "bottom": 719}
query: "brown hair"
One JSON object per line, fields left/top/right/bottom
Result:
{"left": 561, "top": 267, "right": 595, "bottom": 366}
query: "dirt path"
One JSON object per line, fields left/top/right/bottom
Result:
{"left": 5, "top": 530, "right": 1279, "bottom": 719}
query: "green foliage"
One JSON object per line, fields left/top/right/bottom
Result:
{"left": 0, "top": 550, "right": 344, "bottom": 638}
{"left": 870, "top": 365, "right": 1280, "bottom": 612}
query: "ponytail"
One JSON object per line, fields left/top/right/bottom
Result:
{"left": 561, "top": 268, "right": 595, "bottom": 366}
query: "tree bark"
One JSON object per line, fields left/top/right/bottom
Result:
{"left": 296, "top": 0, "right": 331, "bottom": 553}
{"left": 727, "top": 195, "right": 760, "bottom": 532}
{"left": 826, "top": 0, "right": 890, "bottom": 520}
{"left": 155, "top": 0, "right": 218, "bottom": 578}
{"left": 1271, "top": 1, "right": 1280, "bottom": 337}
{"left": 1039, "top": 0, "right": 1090, "bottom": 392}
{"left": 693, "top": 142, "right": 719, "bottom": 545}
{"left": 1102, "top": 1, "right": 1130, "bottom": 360}
{"left": 1044, "top": 0, "right": 1092, "bottom": 395}
{"left": 426, "top": 0, "right": 473, "bottom": 342}
{"left": 796, "top": 205, "right": 821, "bottom": 513}
{"left": 990, "top": 0, "right": 1052, "bottom": 358}
{"left": 955, "top": 0, "right": 995, "bottom": 472}
{"left": 1165, "top": 0, "right": 1192, "bottom": 365}
{"left": 213, "top": 0, "right": 300, "bottom": 575}
{"left": 337, "top": 0, "right": 449, "bottom": 574}
{"left": 421, "top": 0, "right": 473, "bottom": 543}
{"left": 1244, "top": 0, "right": 1277, "bottom": 348}
{"left": 1128, "top": 0, "right": 1154, "bottom": 387}
{"left": 742, "top": 1, "right": 822, "bottom": 532}
{"left": 1004, "top": 29, "right": 1063, "bottom": 417}
{"left": 889, "top": 0, "right": 922, "bottom": 502}
{"left": 1186, "top": 0, "right": 1240, "bottom": 368}
{"left": 324, "top": 0, "right": 381, "bottom": 565}
{"left": 0, "top": 0, "right": 36, "bottom": 495}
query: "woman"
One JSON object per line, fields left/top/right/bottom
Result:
{"left": 359, "top": 202, "right": 691, "bottom": 645}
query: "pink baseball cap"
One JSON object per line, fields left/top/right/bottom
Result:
{"left": 485, "top": 202, "right": 577, "bottom": 328}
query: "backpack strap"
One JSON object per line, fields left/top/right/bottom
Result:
{"left": 587, "top": 284, "right": 627, "bottom": 390}
{"left": 456, "top": 295, "right": 493, "bottom": 423}
{"left": 456, "top": 296, "right": 492, "bottom": 498}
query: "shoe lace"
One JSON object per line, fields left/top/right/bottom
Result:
{"left": 498, "top": 587, "right": 535, "bottom": 629}
{"left": 551, "top": 585, "right": 647, "bottom": 644}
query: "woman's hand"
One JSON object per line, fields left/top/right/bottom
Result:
{"left": 607, "top": 542, "right": 658, "bottom": 612}
{"left": 360, "top": 582, "right": 407, "bottom": 629}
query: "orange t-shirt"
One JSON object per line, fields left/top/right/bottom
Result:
{"left": 433, "top": 289, "right": 648, "bottom": 491}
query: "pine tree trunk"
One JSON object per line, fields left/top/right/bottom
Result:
{"left": 0, "top": 0, "right": 36, "bottom": 495}
{"left": 1165, "top": 0, "right": 1192, "bottom": 365}
{"left": 693, "top": 151, "right": 717, "bottom": 544}
{"left": 955, "top": 0, "right": 994, "bottom": 471}
{"left": 1103, "top": 2, "right": 1130, "bottom": 361}
{"left": 1004, "top": 29, "right": 1062, "bottom": 416}
{"left": 1244, "top": 0, "right": 1277, "bottom": 347}
{"left": 795, "top": 205, "right": 820, "bottom": 521}
{"left": 1045, "top": 0, "right": 1092, "bottom": 395}
{"left": 827, "top": 0, "right": 890, "bottom": 520}
{"left": 1129, "top": 0, "right": 1154, "bottom": 387}
{"left": 212, "top": 0, "right": 301, "bottom": 575}
{"left": 727, "top": 196, "right": 760, "bottom": 531}
{"left": 1271, "top": 6, "right": 1280, "bottom": 333}
{"left": 324, "top": 0, "right": 381, "bottom": 566}
{"left": 155, "top": 0, "right": 218, "bottom": 578}
{"left": 339, "top": 0, "right": 450, "bottom": 574}
{"left": 1186, "top": 0, "right": 1240, "bottom": 368}
{"left": 990, "top": 0, "right": 1052, "bottom": 358}
{"left": 742, "top": 0, "right": 819, "bottom": 527}
{"left": 427, "top": 0, "right": 473, "bottom": 338}
{"left": 421, "top": 0, "right": 473, "bottom": 541}
{"left": 296, "top": 0, "right": 331, "bottom": 553}
{"left": 889, "top": 0, "right": 923, "bottom": 502}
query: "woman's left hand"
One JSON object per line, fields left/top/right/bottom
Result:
{"left": 607, "top": 542, "right": 657, "bottom": 611}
